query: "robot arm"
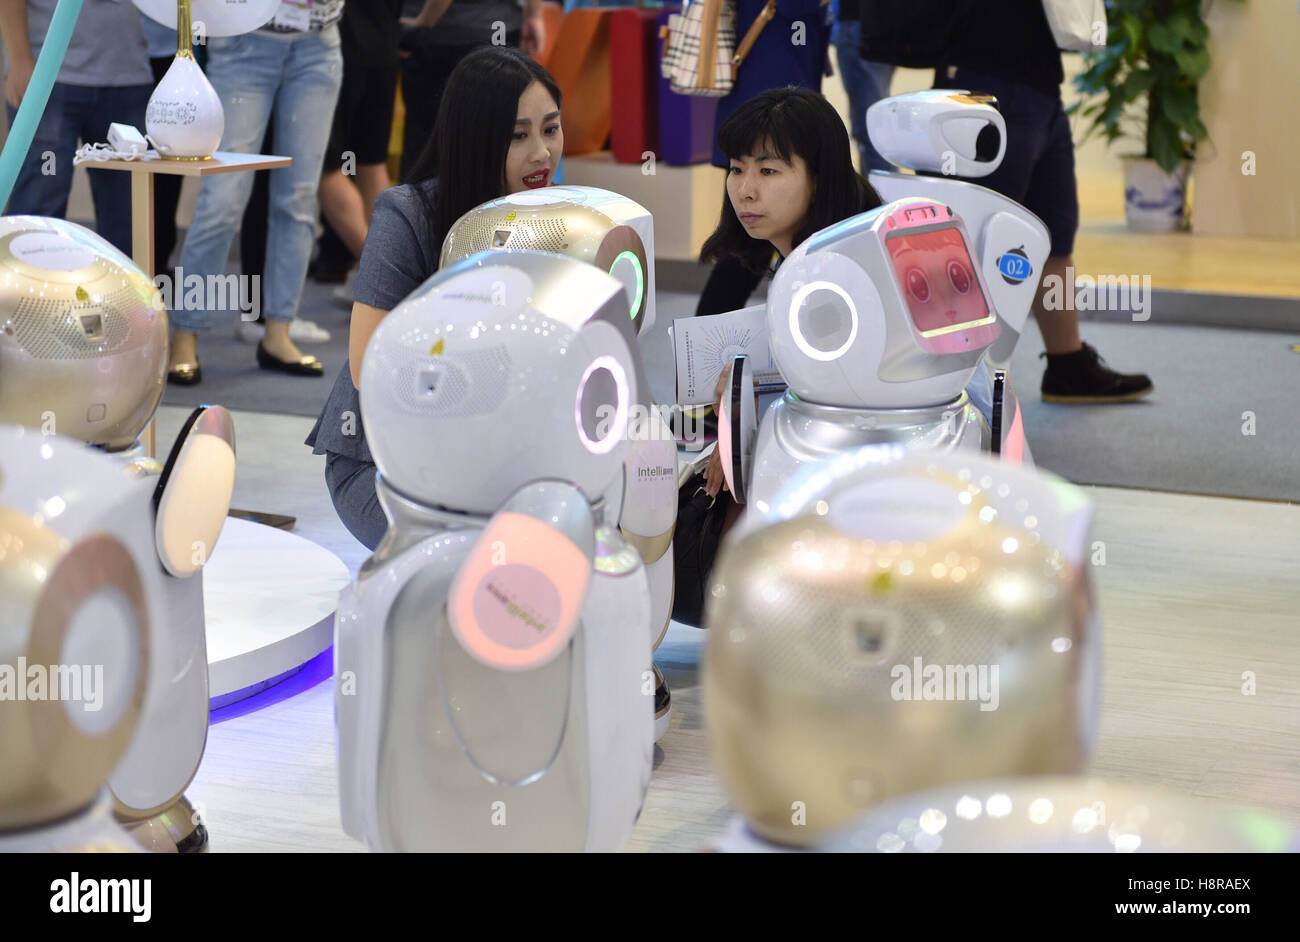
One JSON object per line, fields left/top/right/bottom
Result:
{"left": 151, "top": 405, "right": 237, "bottom": 577}
{"left": 447, "top": 480, "right": 597, "bottom": 673}
{"left": 866, "top": 89, "right": 1006, "bottom": 178}
{"left": 718, "top": 354, "right": 757, "bottom": 504}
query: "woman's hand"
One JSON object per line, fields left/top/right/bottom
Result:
{"left": 4, "top": 53, "right": 33, "bottom": 110}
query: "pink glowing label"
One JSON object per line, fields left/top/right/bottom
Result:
{"left": 886, "top": 226, "right": 990, "bottom": 335}
{"left": 471, "top": 564, "right": 563, "bottom": 650}
{"left": 448, "top": 512, "right": 591, "bottom": 671}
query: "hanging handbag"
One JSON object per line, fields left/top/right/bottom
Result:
{"left": 670, "top": 469, "right": 734, "bottom": 627}
{"left": 659, "top": 0, "right": 777, "bottom": 97}
{"left": 1041, "top": 0, "right": 1108, "bottom": 53}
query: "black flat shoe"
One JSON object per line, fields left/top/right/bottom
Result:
{"left": 167, "top": 359, "right": 202, "bottom": 386}
{"left": 257, "top": 341, "right": 323, "bottom": 377}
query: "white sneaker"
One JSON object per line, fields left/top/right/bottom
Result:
{"left": 235, "top": 318, "right": 332, "bottom": 344}
{"left": 290, "top": 318, "right": 332, "bottom": 343}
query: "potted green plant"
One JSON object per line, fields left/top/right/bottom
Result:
{"left": 1071, "top": 0, "right": 1244, "bottom": 231}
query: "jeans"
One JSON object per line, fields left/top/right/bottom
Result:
{"left": 5, "top": 82, "right": 152, "bottom": 255}
{"left": 172, "top": 27, "right": 343, "bottom": 331}
{"left": 832, "top": 20, "right": 894, "bottom": 173}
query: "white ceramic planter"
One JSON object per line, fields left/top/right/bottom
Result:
{"left": 146, "top": 53, "right": 224, "bottom": 160}
{"left": 1123, "top": 157, "right": 1191, "bottom": 232}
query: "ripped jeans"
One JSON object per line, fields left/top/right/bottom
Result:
{"left": 171, "top": 26, "right": 343, "bottom": 330}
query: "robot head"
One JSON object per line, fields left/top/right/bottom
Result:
{"left": 0, "top": 426, "right": 152, "bottom": 833}
{"left": 826, "top": 776, "right": 1300, "bottom": 853}
{"left": 0, "top": 216, "right": 167, "bottom": 451}
{"left": 866, "top": 90, "right": 1006, "bottom": 178}
{"left": 439, "top": 186, "right": 656, "bottom": 334}
{"left": 768, "top": 197, "right": 1001, "bottom": 410}
{"left": 361, "top": 251, "right": 640, "bottom": 516}
{"left": 706, "top": 449, "right": 1098, "bottom": 846}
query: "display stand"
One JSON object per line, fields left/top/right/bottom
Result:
{"left": 94, "top": 151, "right": 292, "bottom": 456}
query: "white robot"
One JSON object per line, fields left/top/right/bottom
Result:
{"left": 716, "top": 91, "right": 1048, "bottom": 507}
{"left": 336, "top": 251, "right": 654, "bottom": 852}
{"left": 0, "top": 426, "right": 166, "bottom": 851}
{"left": 823, "top": 776, "right": 1300, "bottom": 853}
{"left": 706, "top": 448, "right": 1098, "bottom": 849}
{"left": 439, "top": 186, "right": 678, "bottom": 658}
{"left": 0, "top": 216, "right": 236, "bottom": 852}
{"left": 866, "top": 89, "right": 1049, "bottom": 373}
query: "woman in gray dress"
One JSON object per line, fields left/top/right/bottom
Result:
{"left": 305, "top": 46, "right": 563, "bottom": 549}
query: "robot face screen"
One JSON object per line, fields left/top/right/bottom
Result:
{"left": 886, "top": 225, "right": 991, "bottom": 337}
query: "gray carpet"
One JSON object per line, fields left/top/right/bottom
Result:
{"left": 164, "top": 281, "right": 1300, "bottom": 502}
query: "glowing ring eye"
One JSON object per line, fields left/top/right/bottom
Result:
{"left": 947, "top": 260, "right": 972, "bottom": 294}
{"left": 906, "top": 267, "right": 930, "bottom": 302}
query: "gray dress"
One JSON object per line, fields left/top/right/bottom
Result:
{"left": 305, "top": 180, "right": 439, "bottom": 548}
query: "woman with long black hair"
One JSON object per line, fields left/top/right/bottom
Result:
{"left": 305, "top": 45, "right": 563, "bottom": 550}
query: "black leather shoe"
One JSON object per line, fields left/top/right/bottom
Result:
{"left": 257, "top": 341, "right": 323, "bottom": 377}
{"left": 1040, "top": 342, "right": 1153, "bottom": 403}
{"left": 167, "top": 359, "right": 202, "bottom": 386}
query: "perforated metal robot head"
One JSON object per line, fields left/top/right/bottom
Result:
{"left": 0, "top": 216, "right": 167, "bottom": 451}
{"left": 826, "top": 776, "right": 1300, "bottom": 853}
{"left": 705, "top": 448, "right": 1098, "bottom": 846}
{"left": 0, "top": 425, "right": 151, "bottom": 832}
{"left": 866, "top": 90, "right": 1006, "bottom": 178}
{"left": 439, "top": 185, "right": 656, "bottom": 334}
{"left": 361, "top": 251, "right": 641, "bottom": 515}
{"left": 768, "top": 198, "right": 1001, "bottom": 409}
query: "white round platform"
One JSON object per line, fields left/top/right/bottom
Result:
{"left": 203, "top": 517, "right": 350, "bottom": 705}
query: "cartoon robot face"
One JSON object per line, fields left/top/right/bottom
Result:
{"left": 886, "top": 226, "right": 990, "bottom": 337}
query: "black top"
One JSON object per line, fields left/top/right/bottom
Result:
{"left": 342, "top": 0, "right": 404, "bottom": 69}
{"left": 943, "top": 0, "right": 1064, "bottom": 97}
{"left": 400, "top": 0, "right": 523, "bottom": 48}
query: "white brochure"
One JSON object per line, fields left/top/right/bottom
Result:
{"left": 672, "top": 303, "right": 785, "bottom": 406}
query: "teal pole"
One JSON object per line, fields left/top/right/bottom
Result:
{"left": 0, "top": 0, "right": 85, "bottom": 209}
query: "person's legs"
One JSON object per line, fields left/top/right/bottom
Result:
{"left": 261, "top": 26, "right": 344, "bottom": 361}
{"left": 150, "top": 56, "right": 184, "bottom": 272}
{"left": 834, "top": 20, "right": 893, "bottom": 173}
{"left": 239, "top": 116, "right": 275, "bottom": 326}
{"left": 1017, "top": 98, "right": 1152, "bottom": 401}
{"left": 171, "top": 32, "right": 279, "bottom": 369}
{"left": 318, "top": 168, "right": 368, "bottom": 258}
{"left": 5, "top": 83, "right": 84, "bottom": 221}
{"left": 1032, "top": 254, "right": 1081, "bottom": 354}
{"left": 399, "top": 42, "right": 477, "bottom": 180}
{"left": 324, "top": 453, "right": 386, "bottom": 550}
{"left": 82, "top": 83, "right": 152, "bottom": 257}
{"left": 315, "top": 43, "right": 365, "bottom": 273}
{"left": 355, "top": 163, "right": 390, "bottom": 219}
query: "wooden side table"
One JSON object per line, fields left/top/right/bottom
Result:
{"left": 93, "top": 151, "right": 293, "bottom": 455}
